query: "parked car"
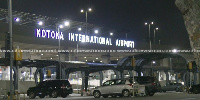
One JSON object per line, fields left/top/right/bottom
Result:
{"left": 189, "top": 84, "right": 200, "bottom": 94}
{"left": 161, "top": 83, "right": 184, "bottom": 92}
{"left": 27, "top": 80, "right": 73, "bottom": 99}
{"left": 132, "top": 76, "right": 161, "bottom": 96}
{"left": 91, "top": 78, "right": 136, "bottom": 98}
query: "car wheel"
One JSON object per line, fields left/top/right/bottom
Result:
{"left": 102, "top": 95, "right": 109, "bottom": 98}
{"left": 111, "top": 95, "right": 117, "bottom": 98}
{"left": 93, "top": 91, "right": 101, "bottom": 98}
{"left": 122, "top": 90, "right": 130, "bottom": 97}
{"left": 193, "top": 88, "right": 199, "bottom": 94}
{"left": 29, "top": 92, "right": 36, "bottom": 99}
{"left": 175, "top": 88, "right": 180, "bottom": 92}
{"left": 61, "top": 94, "right": 68, "bottom": 98}
{"left": 145, "top": 88, "right": 150, "bottom": 96}
{"left": 39, "top": 95, "right": 45, "bottom": 98}
{"left": 149, "top": 92, "right": 155, "bottom": 96}
{"left": 50, "top": 91, "right": 58, "bottom": 98}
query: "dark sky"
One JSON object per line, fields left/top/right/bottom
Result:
{"left": 0, "top": 0, "right": 190, "bottom": 49}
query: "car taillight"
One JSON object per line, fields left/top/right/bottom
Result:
{"left": 152, "top": 82, "right": 156, "bottom": 86}
{"left": 128, "top": 84, "right": 133, "bottom": 87}
{"left": 61, "top": 85, "right": 66, "bottom": 89}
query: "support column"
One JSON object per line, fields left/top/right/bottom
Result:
{"left": 186, "top": 71, "right": 190, "bottom": 87}
{"left": 128, "top": 70, "right": 133, "bottom": 77}
{"left": 194, "top": 72, "right": 197, "bottom": 85}
{"left": 40, "top": 68, "right": 44, "bottom": 82}
{"left": 99, "top": 71, "right": 103, "bottom": 86}
{"left": 85, "top": 71, "right": 89, "bottom": 92}
{"left": 120, "top": 70, "right": 124, "bottom": 79}
{"left": 62, "top": 68, "right": 66, "bottom": 79}
{"left": 175, "top": 72, "right": 178, "bottom": 83}
{"left": 165, "top": 71, "right": 169, "bottom": 86}
{"left": 81, "top": 71, "right": 85, "bottom": 96}
{"left": 113, "top": 70, "right": 119, "bottom": 79}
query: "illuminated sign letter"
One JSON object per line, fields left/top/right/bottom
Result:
{"left": 46, "top": 30, "right": 50, "bottom": 38}
{"left": 79, "top": 34, "right": 82, "bottom": 42}
{"left": 56, "top": 31, "right": 59, "bottom": 39}
{"left": 86, "top": 35, "right": 90, "bottom": 42}
{"left": 82, "top": 35, "right": 86, "bottom": 42}
{"left": 116, "top": 39, "right": 120, "bottom": 46}
{"left": 60, "top": 32, "right": 64, "bottom": 40}
{"left": 42, "top": 29, "right": 46, "bottom": 38}
{"left": 51, "top": 31, "right": 55, "bottom": 39}
{"left": 75, "top": 34, "right": 78, "bottom": 41}
{"left": 36, "top": 29, "right": 41, "bottom": 37}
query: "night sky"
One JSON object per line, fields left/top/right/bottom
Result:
{"left": 0, "top": 0, "right": 190, "bottom": 49}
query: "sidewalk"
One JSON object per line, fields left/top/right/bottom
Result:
{"left": 0, "top": 93, "right": 83, "bottom": 100}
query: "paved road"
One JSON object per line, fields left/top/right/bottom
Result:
{"left": 1, "top": 92, "right": 200, "bottom": 100}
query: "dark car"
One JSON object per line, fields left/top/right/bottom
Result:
{"left": 27, "top": 80, "right": 73, "bottom": 99}
{"left": 189, "top": 84, "right": 200, "bottom": 94}
{"left": 130, "top": 76, "right": 161, "bottom": 96}
{"left": 161, "top": 83, "right": 184, "bottom": 92}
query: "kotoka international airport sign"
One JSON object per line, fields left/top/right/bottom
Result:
{"left": 35, "top": 29, "right": 134, "bottom": 48}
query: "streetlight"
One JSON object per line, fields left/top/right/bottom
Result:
{"left": 95, "top": 30, "right": 98, "bottom": 34}
{"left": 57, "top": 21, "right": 70, "bottom": 79}
{"left": 154, "top": 27, "right": 159, "bottom": 43}
{"left": 38, "top": 21, "right": 43, "bottom": 26}
{"left": 14, "top": 17, "right": 20, "bottom": 22}
{"left": 80, "top": 8, "right": 92, "bottom": 34}
{"left": 110, "top": 32, "right": 113, "bottom": 36}
{"left": 78, "top": 27, "right": 82, "bottom": 31}
{"left": 145, "top": 22, "right": 154, "bottom": 50}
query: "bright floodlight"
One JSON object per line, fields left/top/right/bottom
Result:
{"left": 84, "top": 57, "right": 86, "bottom": 58}
{"left": 38, "top": 21, "right": 43, "bottom": 26}
{"left": 86, "top": 60, "right": 87, "bottom": 61}
{"left": 51, "top": 58, "right": 53, "bottom": 59}
{"left": 81, "top": 9, "right": 84, "bottom": 13}
{"left": 151, "top": 22, "right": 154, "bottom": 24}
{"left": 15, "top": 17, "right": 20, "bottom": 22}
{"left": 41, "top": 54, "right": 43, "bottom": 56}
{"left": 110, "top": 32, "right": 113, "bottom": 36}
{"left": 96, "top": 58, "right": 98, "bottom": 59}
{"left": 59, "top": 25, "right": 64, "bottom": 29}
{"left": 78, "top": 28, "right": 82, "bottom": 31}
{"left": 100, "top": 61, "right": 102, "bottom": 63}
{"left": 95, "top": 30, "right": 98, "bottom": 34}
{"left": 156, "top": 28, "right": 159, "bottom": 30}
{"left": 145, "top": 22, "right": 148, "bottom": 25}
{"left": 172, "top": 49, "right": 177, "bottom": 53}
{"left": 88, "top": 8, "right": 92, "bottom": 12}
{"left": 152, "top": 61, "right": 156, "bottom": 64}
{"left": 64, "top": 21, "right": 70, "bottom": 26}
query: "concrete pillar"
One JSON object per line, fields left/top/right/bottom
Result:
{"left": 165, "top": 71, "right": 169, "bottom": 86}
{"left": 85, "top": 72, "right": 89, "bottom": 92}
{"left": 62, "top": 68, "right": 66, "bottom": 79}
{"left": 99, "top": 71, "right": 103, "bottom": 86}
{"left": 113, "top": 70, "right": 119, "bottom": 79}
{"left": 194, "top": 72, "right": 197, "bottom": 85}
{"left": 128, "top": 70, "right": 133, "bottom": 77}
{"left": 120, "top": 70, "right": 124, "bottom": 79}
{"left": 40, "top": 68, "right": 44, "bottom": 82}
{"left": 81, "top": 71, "right": 85, "bottom": 96}
{"left": 175, "top": 72, "right": 178, "bottom": 83}
{"left": 186, "top": 71, "right": 190, "bottom": 87}
{"left": 101, "top": 53, "right": 110, "bottom": 64}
